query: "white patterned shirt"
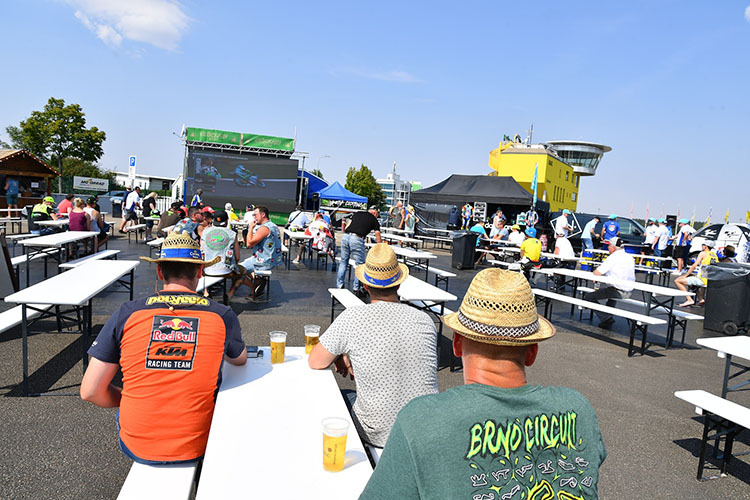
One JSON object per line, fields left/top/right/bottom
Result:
{"left": 320, "top": 301, "right": 439, "bottom": 446}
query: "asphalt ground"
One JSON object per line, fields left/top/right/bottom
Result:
{"left": 0, "top": 231, "right": 749, "bottom": 499}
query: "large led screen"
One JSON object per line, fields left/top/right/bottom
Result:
{"left": 185, "top": 147, "right": 298, "bottom": 213}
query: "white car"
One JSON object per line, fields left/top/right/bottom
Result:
{"left": 689, "top": 223, "right": 750, "bottom": 262}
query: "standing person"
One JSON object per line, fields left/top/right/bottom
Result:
{"left": 119, "top": 186, "right": 141, "bottom": 233}
{"left": 4, "top": 176, "right": 19, "bottom": 210}
{"left": 234, "top": 206, "right": 283, "bottom": 299}
{"left": 585, "top": 237, "right": 635, "bottom": 329}
{"left": 224, "top": 202, "right": 238, "bottom": 222}
{"left": 581, "top": 216, "right": 600, "bottom": 250}
{"left": 404, "top": 205, "right": 416, "bottom": 237}
{"left": 554, "top": 209, "right": 573, "bottom": 237}
{"left": 57, "top": 194, "right": 75, "bottom": 217}
{"left": 80, "top": 231, "right": 246, "bottom": 464}
{"left": 336, "top": 207, "right": 382, "bottom": 289}
{"left": 461, "top": 203, "right": 473, "bottom": 230}
{"left": 190, "top": 188, "right": 203, "bottom": 208}
{"left": 470, "top": 220, "right": 490, "bottom": 264}
{"left": 642, "top": 218, "right": 658, "bottom": 256}
{"left": 29, "top": 196, "right": 58, "bottom": 235}
{"left": 672, "top": 219, "right": 695, "bottom": 273}
{"left": 600, "top": 214, "right": 620, "bottom": 244}
{"left": 490, "top": 209, "right": 505, "bottom": 236}
{"left": 388, "top": 201, "right": 403, "bottom": 228}
{"left": 359, "top": 269, "right": 606, "bottom": 500}
{"left": 84, "top": 197, "right": 108, "bottom": 251}
{"left": 652, "top": 218, "right": 670, "bottom": 257}
{"left": 142, "top": 192, "right": 158, "bottom": 241}
{"left": 201, "top": 210, "right": 246, "bottom": 301}
{"left": 674, "top": 240, "right": 718, "bottom": 307}
{"left": 309, "top": 243, "right": 438, "bottom": 456}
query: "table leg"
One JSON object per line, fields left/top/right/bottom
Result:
{"left": 21, "top": 304, "right": 29, "bottom": 396}
{"left": 722, "top": 355, "right": 732, "bottom": 398}
{"left": 129, "top": 269, "right": 135, "bottom": 301}
{"left": 82, "top": 300, "right": 92, "bottom": 371}
{"left": 25, "top": 246, "right": 30, "bottom": 288}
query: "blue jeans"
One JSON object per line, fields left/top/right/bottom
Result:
{"left": 116, "top": 411, "right": 201, "bottom": 465}
{"left": 581, "top": 238, "right": 593, "bottom": 250}
{"left": 336, "top": 233, "right": 365, "bottom": 288}
{"left": 653, "top": 248, "right": 663, "bottom": 257}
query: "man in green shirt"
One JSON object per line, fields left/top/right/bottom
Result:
{"left": 360, "top": 269, "right": 606, "bottom": 500}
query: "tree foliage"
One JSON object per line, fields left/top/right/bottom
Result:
{"left": 6, "top": 97, "right": 106, "bottom": 191}
{"left": 345, "top": 164, "right": 385, "bottom": 207}
{"left": 310, "top": 168, "right": 325, "bottom": 180}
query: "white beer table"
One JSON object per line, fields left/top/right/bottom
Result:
{"left": 35, "top": 218, "right": 70, "bottom": 229}
{"left": 367, "top": 242, "right": 437, "bottom": 274}
{"left": 381, "top": 227, "right": 410, "bottom": 235}
{"left": 696, "top": 336, "right": 750, "bottom": 398}
{"left": 282, "top": 228, "right": 313, "bottom": 268}
{"left": 0, "top": 216, "right": 23, "bottom": 233}
{"left": 197, "top": 347, "right": 373, "bottom": 499}
{"left": 5, "top": 259, "right": 139, "bottom": 396}
{"left": 20, "top": 231, "right": 99, "bottom": 287}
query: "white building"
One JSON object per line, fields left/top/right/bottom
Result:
{"left": 115, "top": 172, "right": 176, "bottom": 192}
{"left": 376, "top": 163, "right": 416, "bottom": 208}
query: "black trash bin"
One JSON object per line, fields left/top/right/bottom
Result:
{"left": 451, "top": 231, "right": 479, "bottom": 270}
{"left": 704, "top": 262, "right": 750, "bottom": 335}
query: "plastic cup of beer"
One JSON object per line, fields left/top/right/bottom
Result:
{"left": 322, "top": 417, "right": 349, "bottom": 472}
{"left": 269, "top": 331, "right": 287, "bottom": 364}
{"left": 304, "top": 324, "right": 321, "bottom": 354}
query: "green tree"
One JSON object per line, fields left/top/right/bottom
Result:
{"left": 345, "top": 164, "right": 385, "bottom": 207}
{"left": 6, "top": 97, "right": 106, "bottom": 192}
{"left": 310, "top": 168, "right": 325, "bottom": 180}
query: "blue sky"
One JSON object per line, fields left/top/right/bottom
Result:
{"left": 1, "top": 0, "right": 749, "bottom": 221}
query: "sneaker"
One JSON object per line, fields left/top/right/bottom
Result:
{"left": 292, "top": 259, "right": 300, "bottom": 264}
{"left": 598, "top": 317, "right": 615, "bottom": 329}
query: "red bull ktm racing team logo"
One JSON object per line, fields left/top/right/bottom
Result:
{"left": 146, "top": 315, "right": 199, "bottom": 370}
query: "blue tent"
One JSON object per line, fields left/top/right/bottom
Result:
{"left": 315, "top": 181, "right": 367, "bottom": 203}
{"left": 302, "top": 170, "right": 328, "bottom": 205}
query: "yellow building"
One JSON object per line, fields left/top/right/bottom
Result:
{"left": 488, "top": 139, "right": 611, "bottom": 212}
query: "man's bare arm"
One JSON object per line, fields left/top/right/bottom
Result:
{"left": 374, "top": 230, "right": 382, "bottom": 243}
{"left": 225, "top": 350, "right": 247, "bottom": 366}
{"left": 246, "top": 225, "right": 269, "bottom": 247}
{"left": 80, "top": 358, "right": 122, "bottom": 408}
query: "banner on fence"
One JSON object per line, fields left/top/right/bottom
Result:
{"left": 73, "top": 176, "right": 109, "bottom": 192}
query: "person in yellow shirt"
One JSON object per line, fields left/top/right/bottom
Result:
{"left": 224, "top": 203, "right": 239, "bottom": 223}
{"left": 519, "top": 227, "right": 542, "bottom": 280}
{"left": 674, "top": 240, "right": 718, "bottom": 307}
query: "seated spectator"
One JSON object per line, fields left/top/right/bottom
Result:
{"left": 587, "top": 236, "right": 635, "bottom": 328}
{"left": 172, "top": 206, "right": 204, "bottom": 241}
{"left": 519, "top": 227, "right": 542, "bottom": 279}
{"left": 287, "top": 205, "right": 309, "bottom": 231}
{"left": 57, "top": 194, "right": 74, "bottom": 218}
{"left": 309, "top": 243, "right": 438, "bottom": 453}
{"left": 224, "top": 202, "right": 239, "bottom": 222}
{"left": 718, "top": 245, "right": 736, "bottom": 263}
{"left": 84, "top": 197, "right": 108, "bottom": 252}
{"left": 231, "top": 205, "right": 283, "bottom": 300}
{"left": 489, "top": 219, "right": 508, "bottom": 241}
{"left": 157, "top": 201, "right": 184, "bottom": 236}
{"left": 470, "top": 220, "right": 489, "bottom": 264}
{"left": 360, "top": 269, "right": 605, "bottom": 500}
{"left": 195, "top": 206, "right": 214, "bottom": 241}
{"left": 507, "top": 224, "right": 525, "bottom": 244}
{"left": 201, "top": 210, "right": 246, "bottom": 300}
{"left": 29, "top": 196, "right": 58, "bottom": 235}
{"left": 674, "top": 240, "right": 718, "bottom": 307}
{"left": 68, "top": 197, "right": 91, "bottom": 232}
{"left": 305, "top": 211, "right": 336, "bottom": 262}
{"left": 404, "top": 205, "right": 416, "bottom": 237}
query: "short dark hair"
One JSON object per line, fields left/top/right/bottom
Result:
{"left": 188, "top": 206, "right": 201, "bottom": 218}
{"left": 725, "top": 245, "right": 736, "bottom": 257}
{"left": 65, "top": 194, "right": 75, "bottom": 201}
{"left": 86, "top": 197, "right": 96, "bottom": 206}
{"left": 158, "top": 262, "right": 201, "bottom": 282}
{"left": 255, "top": 205, "right": 270, "bottom": 219}
{"left": 170, "top": 201, "right": 182, "bottom": 209}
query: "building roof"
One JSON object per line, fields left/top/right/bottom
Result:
{"left": 545, "top": 140, "right": 612, "bottom": 153}
{"left": 0, "top": 149, "right": 58, "bottom": 176}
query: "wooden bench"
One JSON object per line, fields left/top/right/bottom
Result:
{"left": 124, "top": 224, "right": 146, "bottom": 243}
{"left": 117, "top": 461, "right": 198, "bottom": 500}
{"left": 532, "top": 288, "right": 667, "bottom": 356}
{"left": 328, "top": 287, "right": 365, "bottom": 322}
{"left": 59, "top": 249, "right": 120, "bottom": 270}
{"left": 674, "top": 390, "right": 750, "bottom": 480}
{"left": 425, "top": 266, "right": 456, "bottom": 291}
{"left": 146, "top": 237, "right": 165, "bottom": 258}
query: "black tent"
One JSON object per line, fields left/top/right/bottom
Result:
{"left": 410, "top": 174, "right": 549, "bottom": 230}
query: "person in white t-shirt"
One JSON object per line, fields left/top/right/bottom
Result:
{"left": 652, "top": 219, "right": 670, "bottom": 257}
{"left": 119, "top": 186, "right": 142, "bottom": 233}
{"left": 507, "top": 224, "right": 525, "bottom": 244}
{"left": 554, "top": 210, "right": 573, "bottom": 237}
{"left": 642, "top": 218, "right": 658, "bottom": 256}
{"left": 585, "top": 237, "right": 635, "bottom": 329}
{"left": 672, "top": 219, "right": 696, "bottom": 273}
{"left": 550, "top": 232, "right": 576, "bottom": 290}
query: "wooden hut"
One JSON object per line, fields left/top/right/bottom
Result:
{"left": 0, "top": 150, "right": 58, "bottom": 209}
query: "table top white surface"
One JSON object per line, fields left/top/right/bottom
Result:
{"left": 0, "top": 217, "right": 22, "bottom": 222}
{"left": 398, "top": 275, "right": 457, "bottom": 303}
{"left": 196, "top": 347, "right": 373, "bottom": 499}
{"left": 5, "top": 260, "right": 139, "bottom": 306}
{"left": 381, "top": 227, "right": 410, "bottom": 234}
{"left": 697, "top": 336, "right": 750, "bottom": 361}
{"left": 35, "top": 219, "right": 70, "bottom": 227}
{"left": 423, "top": 228, "right": 452, "bottom": 234}
{"left": 283, "top": 228, "right": 313, "bottom": 240}
{"left": 548, "top": 268, "right": 692, "bottom": 297}
{"left": 21, "top": 231, "right": 98, "bottom": 248}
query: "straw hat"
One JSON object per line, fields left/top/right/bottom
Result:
{"left": 354, "top": 243, "right": 409, "bottom": 288}
{"left": 442, "top": 269, "right": 555, "bottom": 346}
{"left": 141, "top": 231, "right": 221, "bottom": 266}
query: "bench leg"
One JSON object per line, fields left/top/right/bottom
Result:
{"left": 21, "top": 305, "right": 29, "bottom": 396}
{"left": 697, "top": 413, "right": 712, "bottom": 480}
{"left": 627, "top": 321, "right": 636, "bottom": 357}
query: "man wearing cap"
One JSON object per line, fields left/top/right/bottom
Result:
{"left": 581, "top": 216, "right": 600, "bottom": 250}
{"left": 600, "top": 214, "right": 620, "bottom": 244}
{"left": 652, "top": 218, "right": 670, "bottom": 257}
{"left": 195, "top": 207, "right": 214, "bottom": 240}
{"left": 586, "top": 236, "right": 635, "bottom": 329}
{"left": 310, "top": 243, "right": 438, "bottom": 456}
{"left": 360, "top": 269, "right": 606, "bottom": 499}
{"left": 336, "top": 207, "right": 381, "bottom": 289}
{"left": 672, "top": 219, "right": 695, "bottom": 273}
{"left": 80, "top": 231, "right": 247, "bottom": 464}
{"left": 674, "top": 240, "right": 717, "bottom": 307}
{"left": 224, "top": 203, "right": 239, "bottom": 223}
{"left": 519, "top": 227, "right": 542, "bottom": 280}
{"left": 29, "top": 196, "right": 59, "bottom": 235}
{"left": 190, "top": 188, "right": 203, "bottom": 208}
{"left": 554, "top": 209, "right": 573, "bottom": 237}
{"left": 201, "top": 210, "right": 246, "bottom": 301}
{"left": 507, "top": 224, "right": 525, "bottom": 244}
{"left": 119, "top": 186, "right": 142, "bottom": 233}
{"left": 157, "top": 201, "right": 185, "bottom": 236}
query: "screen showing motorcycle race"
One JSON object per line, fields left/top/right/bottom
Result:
{"left": 185, "top": 147, "right": 298, "bottom": 213}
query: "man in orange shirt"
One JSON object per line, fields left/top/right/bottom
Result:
{"left": 80, "top": 231, "right": 246, "bottom": 464}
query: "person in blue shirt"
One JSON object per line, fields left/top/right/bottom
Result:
{"left": 600, "top": 214, "right": 620, "bottom": 244}
{"left": 190, "top": 189, "right": 203, "bottom": 207}
{"left": 4, "top": 177, "right": 19, "bottom": 209}
{"left": 470, "top": 221, "right": 489, "bottom": 264}
{"left": 581, "top": 216, "right": 600, "bottom": 250}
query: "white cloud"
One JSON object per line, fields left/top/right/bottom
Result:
{"left": 332, "top": 68, "right": 422, "bottom": 83}
{"left": 745, "top": 5, "right": 750, "bottom": 22}
{"left": 67, "top": 0, "right": 190, "bottom": 51}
